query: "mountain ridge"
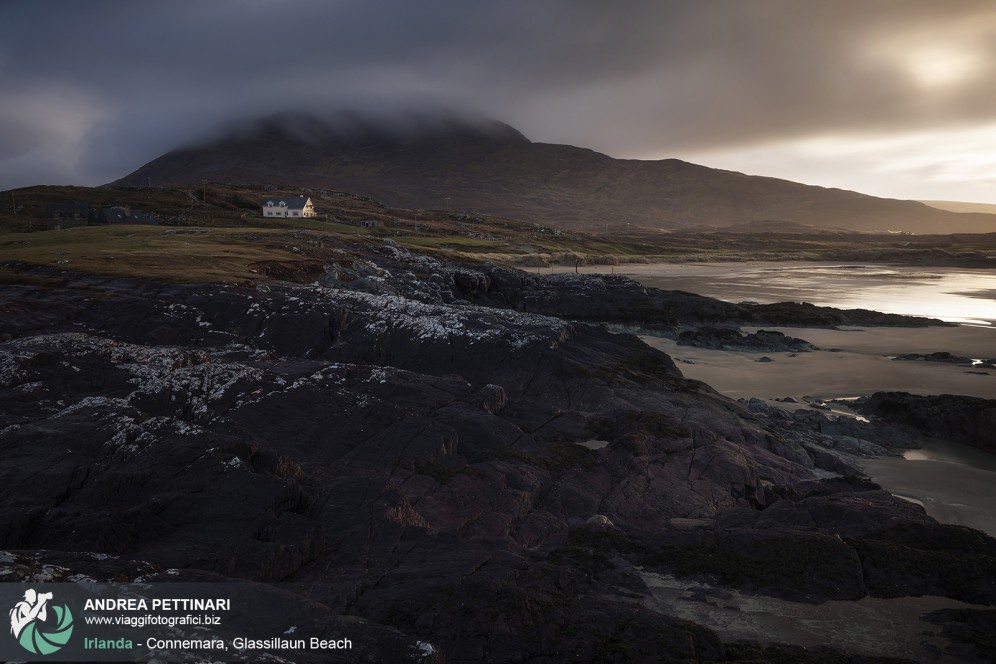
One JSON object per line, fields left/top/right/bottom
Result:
{"left": 109, "top": 112, "right": 996, "bottom": 234}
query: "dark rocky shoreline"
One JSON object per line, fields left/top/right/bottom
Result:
{"left": 2, "top": 242, "right": 993, "bottom": 663}
{"left": 677, "top": 328, "right": 818, "bottom": 352}
{"left": 851, "top": 392, "right": 996, "bottom": 455}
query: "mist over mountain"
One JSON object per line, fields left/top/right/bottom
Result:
{"left": 110, "top": 112, "right": 996, "bottom": 234}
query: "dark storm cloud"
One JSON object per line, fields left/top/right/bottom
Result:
{"left": 2, "top": 0, "right": 996, "bottom": 188}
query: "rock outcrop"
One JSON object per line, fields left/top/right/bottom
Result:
{"left": 306, "top": 246, "right": 952, "bottom": 334}
{"left": 0, "top": 244, "right": 990, "bottom": 662}
{"left": 852, "top": 392, "right": 996, "bottom": 454}
{"left": 677, "top": 327, "right": 817, "bottom": 352}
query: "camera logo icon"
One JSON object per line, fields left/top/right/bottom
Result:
{"left": 9, "top": 588, "right": 74, "bottom": 656}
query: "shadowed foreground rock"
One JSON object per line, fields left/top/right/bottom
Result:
{"left": 1, "top": 246, "right": 991, "bottom": 663}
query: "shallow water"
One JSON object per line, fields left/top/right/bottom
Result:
{"left": 571, "top": 261, "right": 996, "bottom": 326}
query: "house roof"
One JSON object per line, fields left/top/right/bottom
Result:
{"left": 127, "top": 211, "right": 157, "bottom": 225}
{"left": 101, "top": 207, "right": 129, "bottom": 221}
{"left": 45, "top": 202, "right": 89, "bottom": 217}
{"left": 262, "top": 196, "right": 311, "bottom": 209}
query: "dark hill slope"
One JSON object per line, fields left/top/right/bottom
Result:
{"left": 110, "top": 113, "right": 996, "bottom": 234}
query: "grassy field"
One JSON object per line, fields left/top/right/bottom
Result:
{"left": 0, "top": 183, "right": 669, "bottom": 282}
{"left": 0, "top": 225, "right": 337, "bottom": 284}
{"left": 2, "top": 183, "right": 994, "bottom": 284}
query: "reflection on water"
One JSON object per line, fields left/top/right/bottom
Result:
{"left": 595, "top": 263, "right": 996, "bottom": 326}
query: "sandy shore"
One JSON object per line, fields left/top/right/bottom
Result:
{"left": 640, "top": 324, "right": 996, "bottom": 537}
{"left": 610, "top": 259, "right": 996, "bottom": 538}
{"left": 641, "top": 325, "right": 996, "bottom": 401}
{"left": 859, "top": 453, "right": 996, "bottom": 537}
{"left": 641, "top": 570, "right": 976, "bottom": 663}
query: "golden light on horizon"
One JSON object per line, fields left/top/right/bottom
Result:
{"left": 904, "top": 46, "right": 985, "bottom": 88}
{"left": 665, "top": 122, "right": 996, "bottom": 205}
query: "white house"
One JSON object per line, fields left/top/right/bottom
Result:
{"left": 261, "top": 196, "right": 316, "bottom": 218}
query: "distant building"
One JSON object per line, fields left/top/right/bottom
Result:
{"left": 90, "top": 206, "right": 130, "bottom": 224}
{"left": 359, "top": 220, "right": 380, "bottom": 228}
{"left": 261, "top": 196, "right": 316, "bottom": 218}
{"left": 45, "top": 203, "right": 89, "bottom": 222}
{"left": 89, "top": 206, "right": 157, "bottom": 225}
{"left": 41, "top": 202, "right": 157, "bottom": 229}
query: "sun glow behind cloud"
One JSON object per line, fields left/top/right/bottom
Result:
{"left": 4, "top": 1, "right": 996, "bottom": 205}
{"left": 903, "top": 47, "right": 986, "bottom": 89}
{"left": 868, "top": 11, "right": 996, "bottom": 92}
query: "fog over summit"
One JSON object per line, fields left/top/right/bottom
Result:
{"left": 209, "top": 109, "right": 531, "bottom": 148}
{"left": 4, "top": 1, "right": 996, "bottom": 204}
{"left": 111, "top": 109, "right": 996, "bottom": 234}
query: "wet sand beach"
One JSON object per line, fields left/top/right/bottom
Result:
{"left": 642, "top": 325, "right": 996, "bottom": 402}
{"left": 641, "top": 326, "right": 996, "bottom": 538}
{"left": 860, "top": 452, "right": 996, "bottom": 536}
{"left": 641, "top": 570, "right": 977, "bottom": 663}
{"left": 617, "top": 261, "right": 996, "bottom": 539}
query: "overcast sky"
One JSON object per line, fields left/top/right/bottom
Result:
{"left": 4, "top": 0, "right": 996, "bottom": 202}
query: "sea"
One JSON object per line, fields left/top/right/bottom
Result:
{"left": 571, "top": 261, "right": 996, "bottom": 326}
